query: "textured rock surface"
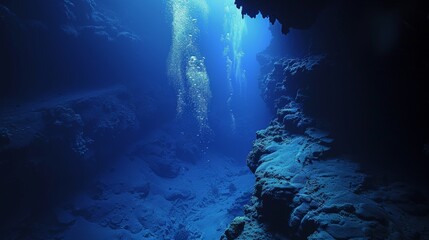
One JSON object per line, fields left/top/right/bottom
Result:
{"left": 243, "top": 0, "right": 429, "bottom": 174}
{"left": 225, "top": 1, "right": 429, "bottom": 238}
{"left": 222, "top": 56, "right": 429, "bottom": 239}
{"left": 0, "top": 86, "right": 158, "bottom": 231}
{"left": 0, "top": 87, "right": 138, "bottom": 158}
{"left": 0, "top": 127, "right": 255, "bottom": 239}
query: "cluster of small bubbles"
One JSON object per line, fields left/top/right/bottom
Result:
{"left": 167, "top": 0, "right": 212, "bottom": 133}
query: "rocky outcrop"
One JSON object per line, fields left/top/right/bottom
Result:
{"left": 234, "top": 0, "right": 330, "bottom": 34}
{"left": 258, "top": 54, "right": 327, "bottom": 117}
{"left": 0, "top": 87, "right": 140, "bottom": 159}
{"left": 223, "top": 1, "right": 429, "bottom": 237}
{"left": 222, "top": 56, "right": 429, "bottom": 239}
{"left": 255, "top": 0, "right": 429, "bottom": 173}
{"left": 0, "top": 86, "right": 160, "bottom": 231}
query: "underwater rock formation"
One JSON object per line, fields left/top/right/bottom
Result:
{"left": 0, "top": 86, "right": 156, "bottom": 230}
{"left": 222, "top": 55, "right": 429, "bottom": 240}
{"left": 0, "top": 0, "right": 175, "bottom": 231}
{"left": 0, "top": 87, "right": 139, "bottom": 159}
{"left": 234, "top": 0, "right": 330, "bottom": 34}
{"left": 222, "top": 1, "right": 429, "bottom": 238}
{"left": 0, "top": 0, "right": 145, "bottom": 99}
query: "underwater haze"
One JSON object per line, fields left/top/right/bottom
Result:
{"left": 2, "top": 0, "right": 429, "bottom": 239}
{"left": 0, "top": 0, "right": 272, "bottom": 239}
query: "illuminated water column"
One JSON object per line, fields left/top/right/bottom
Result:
{"left": 167, "top": 0, "right": 211, "bottom": 132}
{"left": 222, "top": 0, "right": 247, "bottom": 132}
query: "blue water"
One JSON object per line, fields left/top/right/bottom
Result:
{"left": 0, "top": 0, "right": 273, "bottom": 239}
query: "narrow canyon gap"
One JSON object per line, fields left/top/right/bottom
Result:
{"left": 0, "top": 0, "right": 428, "bottom": 239}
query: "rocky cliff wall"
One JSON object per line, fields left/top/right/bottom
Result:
{"left": 222, "top": 0, "right": 429, "bottom": 239}
{"left": 222, "top": 54, "right": 429, "bottom": 240}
